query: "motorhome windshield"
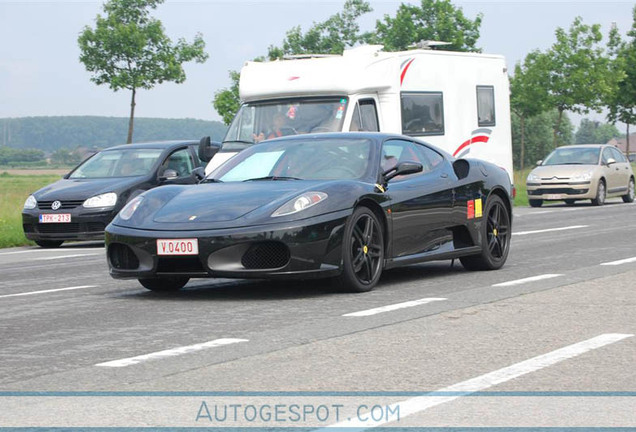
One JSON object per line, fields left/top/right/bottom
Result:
{"left": 224, "top": 98, "right": 348, "bottom": 145}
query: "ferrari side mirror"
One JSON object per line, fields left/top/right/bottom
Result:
{"left": 384, "top": 161, "right": 423, "bottom": 182}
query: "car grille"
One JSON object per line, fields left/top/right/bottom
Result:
{"left": 37, "top": 200, "right": 84, "bottom": 210}
{"left": 241, "top": 241, "right": 290, "bottom": 270}
{"left": 26, "top": 222, "right": 106, "bottom": 234}
{"left": 528, "top": 188, "right": 589, "bottom": 196}
{"left": 108, "top": 243, "right": 140, "bottom": 270}
{"left": 157, "top": 257, "right": 206, "bottom": 273}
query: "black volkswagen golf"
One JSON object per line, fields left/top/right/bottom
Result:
{"left": 22, "top": 140, "right": 208, "bottom": 248}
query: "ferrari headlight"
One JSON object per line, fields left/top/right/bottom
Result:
{"left": 272, "top": 192, "right": 328, "bottom": 217}
{"left": 23, "top": 195, "right": 37, "bottom": 210}
{"left": 571, "top": 171, "right": 593, "bottom": 182}
{"left": 526, "top": 172, "right": 541, "bottom": 183}
{"left": 83, "top": 192, "right": 117, "bottom": 208}
{"left": 118, "top": 196, "right": 143, "bottom": 220}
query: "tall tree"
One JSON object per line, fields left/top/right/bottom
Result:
{"left": 510, "top": 50, "right": 550, "bottom": 171}
{"left": 78, "top": 0, "right": 208, "bottom": 143}
{"left": 606, "top": 14, "right": 636, "bottom": 158}
{"left": 512, "top": 109, "right": 573, "bottom": 170}
{"left": 575, "top": 118, "right": 621, "bottom": 144}
{"left": 544, "top": 17, "right": 618, "bottom": 149}
{"left": 267, "top": 0, "right": 372, "bottom": 59}
{"left": 367, "top": 0, "right": 482, "bottom": 52}
{"left": 213, "top": 71, "right": 241, "bottom": 126}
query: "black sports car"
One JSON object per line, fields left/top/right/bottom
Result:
{"left": 105, "top": 133, "right": 513, "bottom": 292}
{"left": 22, "top": 140, "right": 208, "bottom": 248}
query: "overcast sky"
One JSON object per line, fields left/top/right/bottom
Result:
{"left": 0, "top": 1, "right": 632, "bottom": 128}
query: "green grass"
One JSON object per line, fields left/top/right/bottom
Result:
{"left": 513, "top": 167, "right": 532, "bottom": 207}
{"left": 0, "top": 172, "right": 62, "bottom": 248}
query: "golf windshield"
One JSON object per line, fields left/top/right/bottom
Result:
{"left": 542, "top": 147, "right": 601, "bottom": 166}
{"left": 69, "top": 149, "right": 163, "bottom": 178}
{"left": 210, "top": 138, "right": 373, "bottom": 182}
{"left": 223, "top": 98, "right": 348, "bottom": 147}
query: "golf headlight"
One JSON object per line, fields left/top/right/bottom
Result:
{"left": 24, "top": 195, "right": 37, "bottom": 210}
{"left": 571, "top": 171, "right": 593, "bottom": 182}
{"left": 118, "top": 196, "right": 143, "bottom": 220}
{"left": 526, "top": 172, "right": 541, "bottom": 183}
{"left": 272, "top": 192, "right": 328, "bottom": 217}
{"left": 83, "top": 192, "right": 117, "bottom": 208}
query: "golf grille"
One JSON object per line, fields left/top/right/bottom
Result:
{"left": 241, "top": 242, "right": 290, "bottom": 270}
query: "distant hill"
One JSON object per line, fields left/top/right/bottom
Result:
{"left": 0, "top": 116, "right": 227, "bottom": 153}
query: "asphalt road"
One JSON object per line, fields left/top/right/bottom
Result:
{"left": 1, "top": 198, "right": 635, "bottom": 428}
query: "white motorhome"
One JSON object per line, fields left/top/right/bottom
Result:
{"left": 204, "top": 45, "right": 513, "bottom": 184}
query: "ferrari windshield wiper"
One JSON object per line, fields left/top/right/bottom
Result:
{"left": 243, "top": 176, "right": 302, "bottom": 182}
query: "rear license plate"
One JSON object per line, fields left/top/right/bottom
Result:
{"left": 546, "top": 194, "right": 562, "bottom": 200}
{"left": 157, "top": 239, "right": 199, "bottom": 256}
{"left": 39, "top": 214, "right": 71, "bottom": 223}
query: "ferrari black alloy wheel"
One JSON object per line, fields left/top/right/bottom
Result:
{"left": 337, "top": 206, "right": 384, "bottom": 292}
{"left": 138, "top": 277, "right": 189, "bottom": 292}
{"left": 460, "top": 195, "right": 510, "bottom": 271}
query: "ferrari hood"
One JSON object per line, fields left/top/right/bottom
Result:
{"left": 153, "top": 182, "right": 303, "bottom": 223}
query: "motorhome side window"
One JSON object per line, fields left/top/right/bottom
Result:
{"left": 476, "top": 86, "right": 496, "bottom": 126}
{"left": 350, "top": 99, "right": 379, "bottom": 132}
{"left": 400, "top": 92, "right": 444, "bottom": 136}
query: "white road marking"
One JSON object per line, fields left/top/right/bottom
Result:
{"left": 33, "top": 253, "right": 100, "bottom": 261}
{"left": 318, "top": 333, "right": 633, "bottom": 431}
{"left": 515, "top": 210, "right": 554, "bottom": 217}
{"left": 492, "top": 274, "right": 563, "bottom": 287}
{"left": 0, "top": 285, "right": 96, "bottom": 299}
{"left": 343, "top": 298, "right": 447, "bottom": 317}
{"left": 513, "top": 225, "right": 588, "bottom": 236}
{"left": 0, "top": 248, "right": 100, "bottom": 256}
{"left": 96, "top": 338, "right": 249, "bottom": 367}
{"left": 600, "top": 257, "right": 636, "bottom": 266}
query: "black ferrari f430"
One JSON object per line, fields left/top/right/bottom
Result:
{"left": 105, "top": 133, "right": 512, "bottom": 292}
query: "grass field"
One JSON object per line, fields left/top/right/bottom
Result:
{"left": 0, "top": 172, "right": 62, "bottom": 248}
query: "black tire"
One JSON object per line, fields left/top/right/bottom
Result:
{"left": 460, "top": 195, "right": 511, "bottom": 271}
{"left": 622, "top": 177, "right": 635, "bottom": 203}
{"left": 564, "top": 199, "right": 576, "bottom": 205}
{"left": 529, "top": 199, "right": 543, "bottom": 208}
{"left": 336, "top": 207, "right": 384, "bottom": 293}
{"left": 138, "top": 277, "right": 189, "bottom": 292}
{"left": 591, "top": 179, "right": 606, "bottom": 206}
{"left": 35, "top": 240, "right": 64, "bottom": 248}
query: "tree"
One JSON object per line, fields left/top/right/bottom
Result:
{"left": 544, "top": 17, "right": 618, "bottom": 149}
{"left": 367, "top": 0, "right": 482, "bottom": 52}
{"left": 512, "top": 109, "right": 573, "bottom": 169}
{"left": 606, "top": 13, "right": 636, "bottom": 158}
{"left": 78, "top": 0, "right": 208, "bottom": 143}
{"left": 575, "top": 118, "right": 621, "bottom": 144}
{"left": 267, "top": 0, "right": 372, "bottom": 59}
{"left": 510, "top": 50, "right": 550, "bottom": 172}
{"left": 213, "top": 71, "right": 241, "bottom": 126}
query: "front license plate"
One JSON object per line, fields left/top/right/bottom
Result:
{"left": 157, "top": 239, "right": 199, "bottom": 256}
{"left": 39, "top": 214, "right": 71, "bottom": 223}
{"left": 546, "top": 194, "right": 562, "bottom": 200}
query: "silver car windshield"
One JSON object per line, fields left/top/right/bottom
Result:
{"left": 224, "top": 98, "right": 348, "bottom": 146}
{"left": 69, "top": 149, "right": 163, "bottom": 178}
{"left": 211, "top": 138, "right": 373, "bottom": 182}
{"left": 543, "top": 147, "right": 601, "bottom": 166}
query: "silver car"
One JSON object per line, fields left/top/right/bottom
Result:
{"left": 526, "top": 144, "right": 635, "bottom": 207}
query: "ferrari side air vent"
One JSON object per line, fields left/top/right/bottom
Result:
{"left": 453, "top": 159, "right": 470, "bottom": 180}
{"left": 241, "top": 241, "right": 291, "bottom": 270}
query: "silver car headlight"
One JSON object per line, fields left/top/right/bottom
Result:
{"left": 526, "top": 172, "right": 541, "bottom": 183}
{"left": 272, "top": 192, "right": 328, "bottom": 217}
{"left": 571, "top": 171, "right": 593, "bottom": 182}
{"left": 118, "top": 196, "right": 143, "bottom": 220}
{"left": 83, "top": 192, "right": 117, "bottom": 208}
{"left": 24, "top": 195, "right": 37, "bottom": 210}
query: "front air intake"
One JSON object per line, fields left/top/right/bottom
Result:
{"left": 108, "top": 243, "right": 140, "bottom": 270}
{"left": 241, "top": 241, "right": 290, "bottom": 270}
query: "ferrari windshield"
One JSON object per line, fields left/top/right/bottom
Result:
{"left": 223, "top": 98, "right": 348, "bottom": 146}
{"left": 542, "top": 147, "right": 601, "bottom": 166}
{"left": 210, "top": 138, "right": 373, "bottom": 182}
{"left": 69, "top": 149, "right": 163, "bottom": 178}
